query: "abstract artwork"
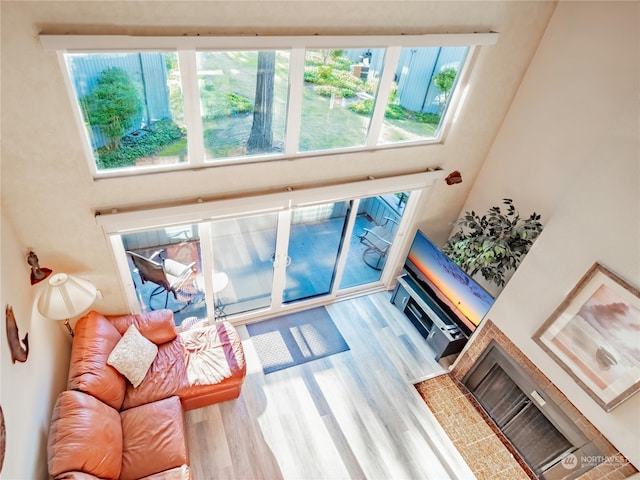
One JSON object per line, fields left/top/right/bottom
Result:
{"left": 533, "top": 263, "right": 640, "bottom": 412}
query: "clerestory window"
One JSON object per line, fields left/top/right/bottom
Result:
{"left": 43, "top": 34, "right": 497, "bottom": 177}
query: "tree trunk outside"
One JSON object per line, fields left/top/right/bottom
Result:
{"left": 247, "top": 51, "right": 276, "bottom": 153}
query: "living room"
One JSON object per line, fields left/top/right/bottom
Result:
{"left": 1, "top": 1, "right": 638, "bottom": 479}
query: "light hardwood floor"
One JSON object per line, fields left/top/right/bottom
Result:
{"left": 185, "top": 291, "right": 476, "bottom": 480}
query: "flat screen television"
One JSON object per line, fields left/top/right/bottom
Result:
{"left": 404, "top": 230, "right": 495, "bottom": 336}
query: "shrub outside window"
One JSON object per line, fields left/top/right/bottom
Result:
{"left": 65, "top": 52, "right": 187, "bottom": 170}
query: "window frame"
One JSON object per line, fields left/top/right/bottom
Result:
{"left": 96, "top": 169, "right": 441, "bottom": 316}
{"left": 42, "top": 33, "right": 498, "bottom": 179}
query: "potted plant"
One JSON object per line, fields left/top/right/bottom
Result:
{"left": 442, "top": 198, "right": 543, "bottom": 288}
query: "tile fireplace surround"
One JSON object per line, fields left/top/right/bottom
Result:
{"left": 415, "top": 320, "right": 638, "bottom": 480}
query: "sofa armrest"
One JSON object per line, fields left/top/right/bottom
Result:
{"left": 108, "top": 309, "right": 177, "bottom": 344}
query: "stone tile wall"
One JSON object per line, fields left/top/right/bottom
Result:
{"left": 416, "top": 374, "right": 531, "bottom": 480}
{"left": 416, "top": 320, "right": 638, "bottom": 480}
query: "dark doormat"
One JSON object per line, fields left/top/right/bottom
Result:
{"left": 246, "top": 306, "right": 350, "bottom": 374}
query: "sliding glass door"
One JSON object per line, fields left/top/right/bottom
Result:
{"left": 209, "top": 213, "right": 279, "bottom": 317}
{"left": 119, "top": 190, "right": 413, "bottom": 326}
{"left": 339, "top": 193, "right": 408, "bottom": 289}
{"left": 283, "top": 202, "right": 351, "bottom": 303}
{"left": 121, "top": 224, "right": 208, "bottom": 326}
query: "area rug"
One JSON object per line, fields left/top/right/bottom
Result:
{"left": 246, "top": 307, "right": 350, "bottom": 374}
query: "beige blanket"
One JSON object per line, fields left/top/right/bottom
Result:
{"left": 182, "top": 326, "right": 232, "bottom": 386}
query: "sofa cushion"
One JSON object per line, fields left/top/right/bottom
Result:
{"left": 68, "top": 311, "right": 127, "bottom": 410}
{"left": 48, "top": 391, "right": 123, "bottom": 480}
{"left": 120, "top": 396, "right": 188, "bottom": 480}
{"left": 108, "top": 309, "right": 177, "bottom": 345}
{"left": 108, "top": 324, "right": 158, "bottom": 388}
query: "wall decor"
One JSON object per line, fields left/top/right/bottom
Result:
{"left": 533, "top": 263, "right": 640, "bottom": 412}
{"left": 5, "top": 305, "right": 29, "bottom": 364}
{"left": 0, "top": 404, "right": 5, "bottom": 474}
{"left": 27, "top": 250, "right": 52, "bottom": 285}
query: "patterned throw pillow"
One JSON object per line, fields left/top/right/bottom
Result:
{"left": 107, "top": 324, "right": 158, "bottom": 388}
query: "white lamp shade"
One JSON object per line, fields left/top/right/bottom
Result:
{"left": 38, "top": 273, "right": 97, "bottom": 320}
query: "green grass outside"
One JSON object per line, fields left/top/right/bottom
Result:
{"left": 158, "top": 138, "right": 187, "bottom": 157}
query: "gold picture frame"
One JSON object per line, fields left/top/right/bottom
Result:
{"left": 533, "top": 263, "right": 640, "bottom": 412}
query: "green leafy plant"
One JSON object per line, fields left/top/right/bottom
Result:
{"left": 347, "top": 99, "right": 440, "bottom": 125}
{"left": 348, "top": 98, "right": 374, "bottom": 115}
{"left": 442, "top": 198, "right": 543, "bottom": 287}
{"left": 433, "top": 67, "right": 457, "bottom": 114}
{"left": 96, "top": 119, "right": 184, "bottom": 169}
{"left": 81, "top": 67, "right": 143, "bottom": 149}
{"left": 303, "top": 65, "right": 363, "bottom": 98}
{"left": 200, "top": 89, "right": 253, "bottom": 120}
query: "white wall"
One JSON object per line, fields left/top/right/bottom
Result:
{"left": 0, "top": 213, "right": 72, "bottom": 480}
{"left": 461, "top": 1, "right": 640, "bottom": 467}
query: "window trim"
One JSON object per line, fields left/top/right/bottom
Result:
{"left": 100, "top": 170, "right": 436, "bottom": 318}
{"left": 42, "top": 33, "right": 498, "bottom": 178}
{"left": 40, "top": 33, "right": 498, "bottom": 51}
{"left": 94, "top": 169, "right": 443, "bottom": 234}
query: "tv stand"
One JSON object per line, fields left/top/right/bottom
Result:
{"left": 391, "top": 274, "right": 468, "bottom": 361}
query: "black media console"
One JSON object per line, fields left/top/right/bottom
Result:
{"left": 390, "top": 274, "right": 468, "bottom": 361}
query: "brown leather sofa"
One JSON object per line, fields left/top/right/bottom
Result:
{"left": 47, "top": 310, "right": 247, "bottom": 479}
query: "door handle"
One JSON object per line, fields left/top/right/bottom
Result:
{"left": 271, "top": 253, "right": 292, "bottom": 267}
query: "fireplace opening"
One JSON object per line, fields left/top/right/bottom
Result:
{"left": 464, "top": 341, "right": 603, "bottom": 480}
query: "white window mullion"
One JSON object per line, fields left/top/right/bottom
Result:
{"left": 331, "top": 198, "right": 360, "bottom": 296}
{"left": 366, "top": 46, "right": 402, "bottom": 148}
{"left": 270, "top": 209, "right": 293, "bottom": 311}
{"left": 379, "top": 188, "right": 423, "bottom": 287}
{"left": 178, "top": 50, "right": 205, "bottom": 166}
{"left": 284, "top": 48, "right": 306, "bottom": 156}
{"left": 197, "top": 222, "right": 218, "bottom": 322}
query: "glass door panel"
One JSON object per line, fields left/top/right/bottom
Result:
{"left": 339, "top": 192, "right": 410, "bottom": 290}
{"left": 121, "top": 224, "right": 207, "bottom": 327}
{"left": 283, "top": 202, "right": 350, "bottom": 303}
{"left": 209, "top": 213, "right": 278, "bottom": 316}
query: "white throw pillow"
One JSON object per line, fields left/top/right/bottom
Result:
{"left": 107, "top": 324, "right": 158, "bottom": 388}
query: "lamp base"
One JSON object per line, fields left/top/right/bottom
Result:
{"left": 63, "top": 319, "right": 74, "bottom": 337}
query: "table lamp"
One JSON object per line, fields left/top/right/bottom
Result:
{"left": 38, "top": 273, "right": 97, "bottom": 337}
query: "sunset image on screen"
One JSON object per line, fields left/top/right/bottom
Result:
{"left": 407, "top": 233, "right": 494, "bottom": 327}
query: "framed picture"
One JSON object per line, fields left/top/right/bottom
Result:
{"left": 533, "top": 263, "right": 640, "bottom": 412}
